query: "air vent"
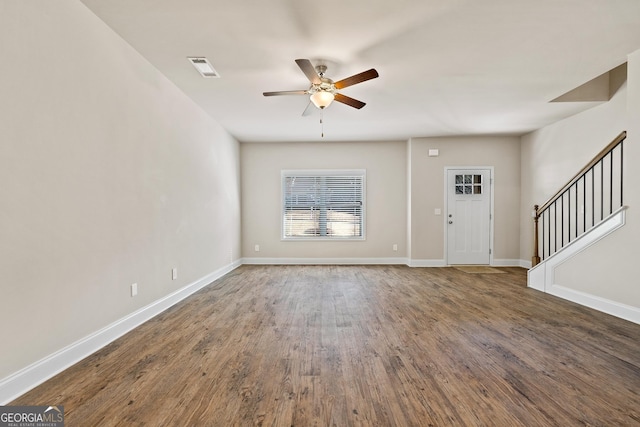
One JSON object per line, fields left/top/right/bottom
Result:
{"left": 187, "top": 57, "right": 220, "bottom": 78}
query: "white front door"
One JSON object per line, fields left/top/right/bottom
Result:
{"left": 446, "top": 169, "right": 491, "bottom": 265}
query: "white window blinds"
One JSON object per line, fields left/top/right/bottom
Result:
{"left": 282, "top": 170, "right": 365, "bottom": 239}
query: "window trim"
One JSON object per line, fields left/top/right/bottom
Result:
{"left": 281, "top": 169, "right": 366, "bottom": 241}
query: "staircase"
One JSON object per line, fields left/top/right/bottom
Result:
{"left": 528, "top": 131, "right": 627, "bottom": 292}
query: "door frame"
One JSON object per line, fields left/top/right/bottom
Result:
{"left": 444, "top": 166, "right": 495, "bottom": 266}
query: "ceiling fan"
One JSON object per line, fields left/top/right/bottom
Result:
{"left": 263, "top": 59, "right": 379, "bottom": 115}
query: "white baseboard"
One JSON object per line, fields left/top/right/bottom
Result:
{"left": 242, "top": 257, "right": 409, "bottom": 265}
{"left": 0, "top": 253, "right": 550, "bottom": 404}
{"left": 527, "top": 263, "right": 545, "bottom": 292}
{"left": 528, "top": 207, "right": 626, "bottom": 293}
{"left": 242, "top": 258, "right": 527, "bottom": 268}
{"left": 407, "top": 259, "right": 447, "bottom": 267}
{"left": 0, "top": 260, "right": 241, "bottom": 405}
{"left": 244, "top": 257, "right": 515, "bottom": 268}
{"left": 548, "top": 284, "right": 640, "bottom": 325}
{"left": 527, "top": 207, "right": 638, "bottom": 325}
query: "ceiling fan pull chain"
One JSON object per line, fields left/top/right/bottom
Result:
{"left": 320, "top": 110, "right": 324, "bottom": 138}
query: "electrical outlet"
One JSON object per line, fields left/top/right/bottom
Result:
{"left": 254, "top": 244, "right": 260, "bottom": 252}
{"left": 393, "top": 244, "right": 398, "bottom": 251}
{"left": 172, "top": 268, "right": 177, "bottom": 280}
{"left": 131, "top": 283, "right": 138, "bottom": 297}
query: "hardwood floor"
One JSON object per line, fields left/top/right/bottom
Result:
{"left": 12, "top": 265, "right": 640, "bottom": 426}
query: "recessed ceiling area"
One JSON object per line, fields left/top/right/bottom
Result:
{"left": 551, "top": 63, "right": 627, "bottom": 103}
{"left": 78, "top": 0, "right": 640, "bottom": 143}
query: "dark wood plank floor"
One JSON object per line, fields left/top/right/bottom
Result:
{"left": 12, "top": 265, "right": 640, "bottom": 426}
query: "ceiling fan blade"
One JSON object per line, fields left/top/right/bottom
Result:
{"left": 263, "top": 90, "right": 308, "bottom": 96}
{"left": 334, "top": 68, "right": 379, "bottom": 89}
{"left": 334, "top": 93, "right": 366, "bottom": 109}
{"left": 295, "top": 59, "right": 321, "bottom": 85}
{"left": 302, "top": 101, "right": 315, "bottom": 116}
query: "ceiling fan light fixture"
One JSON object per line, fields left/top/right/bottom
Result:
{"left": 263, "top": 59, "right": 378, "bottom": 114}
{"left": 310, "top": 91, "right": 335, "bottom": 109}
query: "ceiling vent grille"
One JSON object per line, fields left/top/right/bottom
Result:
{"left": 188, "top": 57, "right": 220, "bottom": 78}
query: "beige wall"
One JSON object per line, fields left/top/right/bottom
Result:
{"left": 520, "top": 53, "right": 639, "bottom": 308}
{"left": 241, "top": 141, "right": 407, "bottom": 260}
{"left": 0, "top": 1, "right": 241, "bottom": 379}
{"left": 4, "top": 0, "right": 637, "bottom": 395}
{"left": 409, "top": 136, "right": 521, "bottom": 264}
{"left": 519, "top": 83, "right": 628, "bottom": 263}
{"left": 241, "top": 136, "right": 521, "bottom": 265}
{"left": 551, "top": 52, "right": 640, "bottom": 306}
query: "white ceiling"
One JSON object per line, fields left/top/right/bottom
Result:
{"left": 79, "top": 0, "right": 640, "bottom": 143}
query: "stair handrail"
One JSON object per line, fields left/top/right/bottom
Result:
{"left": 532, "top": 130, "right": 626, "bottom": 267}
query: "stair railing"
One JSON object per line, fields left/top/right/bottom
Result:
{"left": 532, "top": 131, "right": 626, "bottom": 267}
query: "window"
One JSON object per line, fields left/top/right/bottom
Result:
{"left": 455, "top": 174, "right": 483, "bottom": 195}
{"left": 282, "top": 170, "right": 365, "bottom": 240}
